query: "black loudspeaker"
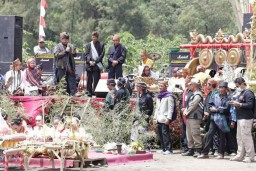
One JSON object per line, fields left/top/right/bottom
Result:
{"left": 242, "top": 13, "right": 252, "bottom": 32}
{"left": 0, "top": 16, "right": 23, "bottom": 74}
{"left": 74, "top": 52, "right": 85, "bottom": 77}
{"left": 36, "top": 54, "right": 54, "bottom": 74}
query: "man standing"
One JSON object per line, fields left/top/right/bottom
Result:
{"left": 107, "top": 35, "right": 126, "bottom": 79}
{"left": 85, "top": 32, "right": 105, "bottom": 97}
{"left": 182, "top": 78, "right": 203, "bottom": 157}
{"left": 54, "top": 32, "right": 77, "bottom": 96}
{"left": 153, "top": 80, "right": 175, "bottom": 155}
{"left": 230, "top": 77, "right": 255, "bottom": 163}
{"left": 180, "top": 76, "right": 193, "bottom": 153}
{"left": 33, "top": 38, "right": 50, "bottom": 55}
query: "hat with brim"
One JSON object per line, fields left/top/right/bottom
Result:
{"left": 107, "top": 79, "right": 116, "bottom": 86}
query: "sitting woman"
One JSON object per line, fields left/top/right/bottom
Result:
{"left": 10, "top": 117, "right": 31, "bottom": 134}
{"left": 23, "top": 58, "right": 42, "bottom": 95}
{"left": 51, "top": 115, "right": 65, "bottom": 141}
{"left": 141, "top": 65, "right": 159, "bottom": 80}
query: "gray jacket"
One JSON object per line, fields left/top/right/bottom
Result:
{"left": 184, "top": 90, "right": 204, "bottom": 120}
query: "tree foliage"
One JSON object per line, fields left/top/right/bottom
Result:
{"left": 0, "top": 0, "right": 238, "bottom": 69}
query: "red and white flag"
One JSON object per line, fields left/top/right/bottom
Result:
{"left": 39, "top": 0, "right": 48, "bottom": 38}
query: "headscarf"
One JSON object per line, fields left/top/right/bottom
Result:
{"left": 25, "top": 58, "right": 41, "bottom": 87}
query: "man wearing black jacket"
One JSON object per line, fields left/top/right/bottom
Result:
{"left": 230, "top": 77, "right": 255, "bottom": 163}
{"left": 107, "top": 35, "right": 126, "bottom": 79}
{"left": 84, "top": 32, "right": 105, "bottom": 97}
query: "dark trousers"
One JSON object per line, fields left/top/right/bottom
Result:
{"left": 157, "top": 123, "right": 172, "bottom": 152}
{"left": 226, "top": 122, "right": 238, "bottom": 154}
{"left": 181, "top": 116, "right": 188, "bottom": 149}
{"left": 202, "top": 120, "right": 226, "bottom": 155}
{"left": 55, "top": 68, "right": 77, "bottom": 95}
{"left": 86, "top": 70, "right": 101, "bottom": 95}
{"left": 108, "top": 64, "right": 123, "bottom": 79}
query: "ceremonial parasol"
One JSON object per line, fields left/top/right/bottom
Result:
{"left": 148, "top": 53, "right": 162, "bottom": 61}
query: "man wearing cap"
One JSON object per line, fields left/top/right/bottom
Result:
{"left": 198, "top": 82, "right": 230, "bottom": 159}
{"left": 230, "top": 77, "right": 255, "bottom": 163}
{"left": 154, "top": 80, "right": 175, "bottom": 155}
{"left": 54, "top": 32, "right": 77, "bottom": 96}
{"left": 107, "top": 35, "right": 126, "bottom": 79}
{"left": 84, "top": 32, "right": 105, "bottom": 97}
{"left": 182, "top": 78, "right": 203, "bottom": 157}
{"left": 105, "top": 79, "right": 117, "bottom": 110}
{"left": 34, "top": 38, "right": 50, "bottom": 55}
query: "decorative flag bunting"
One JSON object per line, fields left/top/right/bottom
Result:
{"left": 39, "top": 0, "right": 48, "bottom": 39}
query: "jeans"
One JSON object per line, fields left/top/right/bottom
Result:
{"left": 157, "top": 123, "right": 172, "bottom": 152}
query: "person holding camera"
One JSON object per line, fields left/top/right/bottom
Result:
{"left": 54, "top": 32, "right": 77, "bottom": 96}
{"left": 230, "top": 77, "right": 255, "bottom": 163}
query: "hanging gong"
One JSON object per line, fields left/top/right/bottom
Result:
{"left": 227, "top": 48, "right": 241, "bottom": 66}
{"left": 214, "top": 49, "right": 227, "bottom": 66}
{"left": 199, "top": 49, "right": 213, "bottom": 68}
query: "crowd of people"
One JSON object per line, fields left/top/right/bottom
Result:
{"left": 0, "top": 30, "right": 256, "bottom": 164}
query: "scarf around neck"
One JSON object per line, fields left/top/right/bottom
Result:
{"left": 157, "top": 91, "right": 173, "bottom": 99}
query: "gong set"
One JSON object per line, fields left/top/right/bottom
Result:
{"left": 199, "top": 48, "right": 242, "bottom": 68}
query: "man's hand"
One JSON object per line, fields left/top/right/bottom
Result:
{"left": 181, "top": 108, "right": 185, "bottom": 113}
{"left": 66, "top": 46, "right": 71, "bottom": 53}
{"left": 230, "top": 121, "right": 236, "bottom": 129}
{"left": 229, "top": 101, "right": 240, "bottom": 107}
{"left": 112, "top": 60, "right": 118, "bottom": 67}
{"left": 203, "top": 112, "right": 209, "bottom": 120}
{"left": 210, "top": 107, "right": 217, "bottom": 113}
{"left": 90, "top": 61, "right": 95, "bottom": 66}
{"left": 165, "top": 119, "right": 170, "bottom": 125}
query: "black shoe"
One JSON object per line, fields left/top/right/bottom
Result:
{"left": 182, "top": 149, "right": 194, "bottom": 156}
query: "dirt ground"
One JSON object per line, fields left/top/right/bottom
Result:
{"left": 1, "top": 150, "right": 255, "bottom": 171}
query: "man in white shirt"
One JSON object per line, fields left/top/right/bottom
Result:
{"left": 33, "top": 38, "right": 50, "bottom": 55}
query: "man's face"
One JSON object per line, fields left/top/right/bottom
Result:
{"left": 92, "top": 36, "right": 98, "bottom": 43}
{"left": 235, "top": 83, "right": 240, "bottom": 88}
{"left": 173, "top": 72, "right": 177, "bottom": 77}
{"left": 35, "top": 116, "right": 43, "bottom": 127}
{"left": 219, "top": 87, "right": 227, "bottom": 95}
{"left": 113, "top": 37, "right": 120, "bottom": 46}
{"left": 183, "top": 72, "right": 188, "bottom": 78}
{"left": 140, "top": 52, "right": 147, "bottom": 60}
{"left": 159, "top": 83, "right": 167, "bottom": 91}
{"left": 39, "top": 42, "right": 45, "bottom": 48}
{"left": 15, "top": 62, "right": 22, "bottom": 71}
{"left": 53, "top": 119, "right": 60, "bottom": 129}
{"left": 207, "top": 82, "right": 213, "bottom": 91}
{"left": 61, "top": 38, "right": 69, "bottom": 46}
{"left": 136, "top": 86, "right": 142, "bottom": 92}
